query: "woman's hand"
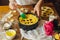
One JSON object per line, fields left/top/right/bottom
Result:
{"left": 34, "top": 0, "right": 43, "bottom": 18}
{"left": 9, "top": 0, "right": 18, "bottom": 9}
{"left": 34, "top": 4, "right": 41, "bottom": 18}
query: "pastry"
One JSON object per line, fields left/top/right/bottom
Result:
{"left": 19, "top": 14, "right": 38, "bottom": 25}
{"left": 41, "top": 6, "right": 54, "bottom": 17}
{"left": 18, "top": 13, "right": 39, "bottom": 31}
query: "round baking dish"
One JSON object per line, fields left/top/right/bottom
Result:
{"left": 18, "top": 13, "right": 39, "bottom": 31}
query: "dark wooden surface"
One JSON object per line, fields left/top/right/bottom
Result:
{"left": 0, "top": 0, "right": 9, "bottom": 5}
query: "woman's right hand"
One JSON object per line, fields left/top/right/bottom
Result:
{"left": 9, "top": 0, "right": 18, "bottom": 9}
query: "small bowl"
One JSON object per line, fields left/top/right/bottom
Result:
{"left": 6, "top": 29, "right": 16, "bottom": 40}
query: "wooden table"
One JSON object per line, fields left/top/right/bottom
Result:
{"left": 0, "top": 3, "right": 58, "bottom": 40}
